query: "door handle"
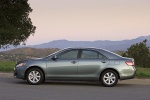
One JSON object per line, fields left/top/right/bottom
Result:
{"left": 71, "top": 61, "right": 77, "bottom": 64}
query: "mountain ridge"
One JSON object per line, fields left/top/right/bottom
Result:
{"left": 0, "top": 35, "right": 150, "bottom": 52}
{"left": 32, "top": 35, "right": 150, "bottom": 51}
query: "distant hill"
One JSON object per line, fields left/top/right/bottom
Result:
{"left": 0, "top": 47, "right": 59, "bottom": 61}
{"left": 32, "top": 35, "right": 150, "bottom": 51}
{"left": 0, "top": 47, "right": 124, "bottom": 61}
{"left": 0, "top": 35, "right": 150, "bottom": 52}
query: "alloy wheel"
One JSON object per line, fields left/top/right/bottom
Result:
{"left": 28, "top": 70, "right": 41, "bottom": 83}
{"left": 26, "top": 68, "right": 44, "bottom": 85}
{"left": 101, "top": 70, "right": 118, "bottom": 87}
{"left": 103, "top": 72, "right": 116, "bottom": 85}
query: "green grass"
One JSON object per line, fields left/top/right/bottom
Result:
{"left": 0, "top": 61, "right": 150, "bottom": 78}
{"left": 0, "top": 61, "right": 15, "bottom": 72}
{"left": 136, "top": 67, "right": 150, "bottom": 78}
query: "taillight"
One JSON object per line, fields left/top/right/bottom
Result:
{"left": 125, "top": 61, "right": 134, "bottom": 66}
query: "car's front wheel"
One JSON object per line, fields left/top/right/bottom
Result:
{"left": 100, "top": 70, "right": 118, "bottom": 87}
{"left": 26, "top": 68, "right": 44, "bottom": 85}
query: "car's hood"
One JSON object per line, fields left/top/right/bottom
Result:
{"left": 16, "top": 58, "right": 43, "bottom": 64}
{"left": 31, "top": 57, "right": 43, "bottom": 60}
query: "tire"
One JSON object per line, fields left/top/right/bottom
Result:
{"left": 100, "top": 70, "right": 118, "bottom": 87}
{"left": 26, "top": 68, "right": 44, "bottom": 85}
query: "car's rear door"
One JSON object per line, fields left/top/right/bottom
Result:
{"left": 77, "top": 49, "right": 109, "bottom": 81}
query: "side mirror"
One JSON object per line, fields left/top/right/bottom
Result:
{"left": 51, "top": 55, "right": 58, "bottom": 60}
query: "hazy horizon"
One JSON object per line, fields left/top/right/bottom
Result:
{"left": 0, "top": 35, "right": 150, "bottom": 52}
{"left": 26, "top": 0, "right": 150, "bottom": 45}
{"left": 27, "top": 35, "right": 150, "bottom": 45}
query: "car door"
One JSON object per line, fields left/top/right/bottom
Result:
{"left": 78, "top": 49, "right": 109, "bottom": 81}
{"left": 46, "top": 49, "right": 79, "bottom": 80}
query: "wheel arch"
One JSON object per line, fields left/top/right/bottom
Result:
{"left": 99, "top": 68, "right": 120, "bottom": 80}
{"left": 25, "top": 66, "right": 45, "bottom": 81}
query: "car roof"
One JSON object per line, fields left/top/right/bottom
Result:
{"left": 64, "top": 47, "right": 100, "bottom": 50}
{"left": 64, "top": 47, "right": 114, "bottom": 52}
{"left": 64, "top": 47, "right": 122, "bottom": 59}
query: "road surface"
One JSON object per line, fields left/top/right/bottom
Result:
{"left": 0, "top": 77, "right": 150, "bottom": 100}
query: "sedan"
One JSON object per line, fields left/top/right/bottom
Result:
{"left": 14, "top": 48, "right": 136, "bottom": 87}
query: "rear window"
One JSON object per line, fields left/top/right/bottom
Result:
{"left": 98, "top": 49, "right": 122, "bottom": 59}
{"left": 81, "top": 50, "right": 104, "bottom": 59}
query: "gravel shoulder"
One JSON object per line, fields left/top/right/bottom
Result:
{"left": 119, "top": 78, "right": 150, "bottom": 86}
{"left": 0, "top": 72, "right": 13, "bottom": 78}
{"left": 0, "top": 72, "right": 150, "bottom": 85}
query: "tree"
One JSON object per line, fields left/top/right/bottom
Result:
{"left": 122, "top": 39, "right": 150, "bottom": 68}
{"left": 0, "top": 0, "right": 36, "bottom": 48}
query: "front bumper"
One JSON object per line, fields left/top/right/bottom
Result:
{"left": 14, "top": 66, "right": 26, "bottom": 79}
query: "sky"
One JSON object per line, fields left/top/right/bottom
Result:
{"left": 26, "top": 0, "right": 150, "bottom": 45}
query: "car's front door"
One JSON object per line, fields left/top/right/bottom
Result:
{"left": 46, "top": 49, "right": 79, "bottom": 80}
{"left": 78, "top": 49, "right": 109, "bottom": 81}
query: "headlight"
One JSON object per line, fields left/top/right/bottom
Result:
{"left": 16, "top": 63, "right": 26, "bottom": 68}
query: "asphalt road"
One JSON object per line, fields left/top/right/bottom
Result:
{"left": 0, "top": 78, "right": 150, "bottom": 100}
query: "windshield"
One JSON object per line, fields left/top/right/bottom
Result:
{"left": 44, "top": 49, "right": 62, "bottom": 59}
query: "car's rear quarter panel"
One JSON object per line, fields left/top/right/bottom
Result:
{"left": 106, "top": 59, "right": 136, "bottom": 80}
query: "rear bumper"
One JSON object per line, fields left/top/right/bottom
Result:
{"left": 120, "top": 66, "right": 136, "bottom": 80}
{"left": 120, "top": 71, "right": 136, "bottom": 80}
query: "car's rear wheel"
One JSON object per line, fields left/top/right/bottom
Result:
{"left": 100, "top": 70, "right": 118, "bottom": 87}
{"left": 26, "top": 68, "right": 44, "bottom": 85}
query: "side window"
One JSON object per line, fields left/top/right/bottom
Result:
{"left": 81, "top": 50, "right": 103, "bottom": 59}
{"left": 58, "top": 50, "right": 78, "bottom": 59}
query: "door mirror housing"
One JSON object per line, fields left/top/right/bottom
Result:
{"left": 51, "top": 55, "right": 58, "bottom": 60}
